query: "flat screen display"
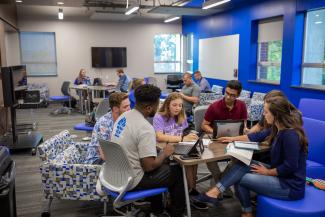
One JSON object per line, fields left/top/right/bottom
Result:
{"left": 92, "top": 47, "right": 127, "bottom": 68}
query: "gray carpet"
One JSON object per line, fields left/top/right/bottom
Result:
{"left": 11, "top": 104, "right": 243, "bottom": 217}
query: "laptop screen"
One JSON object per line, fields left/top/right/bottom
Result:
{"left": 212, "top": 120, "right": 244, "bottom": 139}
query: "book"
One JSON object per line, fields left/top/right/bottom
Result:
{"left": 226, "top": 143, "right": 253, "bottom": 165}
{"left": 233, "top": 141, "right": 260, "bottom": 150}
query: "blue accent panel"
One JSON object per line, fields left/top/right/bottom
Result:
{"left": 105, "top": 187, "right": 168, "bottom": 201}
{"left": 182, "top": 0, "right": 325, "bottom": 106}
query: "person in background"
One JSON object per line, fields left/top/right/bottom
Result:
{"left": 74, "top": 68, "right": 91, "bottom": 85}
{"left": 115, "top": 69, "right": 131, "bottom": 93}
{"left": 153, "top": 92, "right": 207, "bottom": 210}
{"left": 111, "top": 84, "right": 185, "bottom": 217}
{"left": 180, "top": 72, "right": 201, "bottom": 116}
{"left": 84, "top": 92, "right": 130, "bottom": 164}
{"left": 194, "top": 96, "right": 307, "bottom": 217}
{"left": 193, "top": 70, "right": 211, "bottom": 92}
{"left": 201, "top": 80, "right": 247, "bottom": 197}
{"left": 129, "top": 78, "right": 145, "bottom": 109}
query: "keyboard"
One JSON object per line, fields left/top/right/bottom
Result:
{"left": 174, "top": 144, "right": 193, "bottom": 155}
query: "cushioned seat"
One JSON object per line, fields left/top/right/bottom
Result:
{"left": 106, "top": 188, "right": 168, "bottom": 201}
{"left": 257, "top": 185, "right": 325, "bottom": 217}
{"left": 49, "top": 95, "right": 70, "bottom": 101}
{"left": 160, "top": 92, "right": 169, "bottom": 99}
{"left": 73, "top": 123, "right": 94, "bottom": 132}
{"left": 307, "top": 160, "right": 324, "bottom": 168}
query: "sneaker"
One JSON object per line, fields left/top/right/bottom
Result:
{"left": 150, "top": 210, "right": 170, "bottom": 217}
{"left": 190, "top": 200, "right": 209, "bottom": 210}
{"left": 222, "top": 188, "right": 234, "bottom": 198}
{"left": 192, "top": 193, "right": 219, "bottom": 207}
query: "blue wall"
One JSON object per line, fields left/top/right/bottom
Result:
{"left": 182, "top": 0, "right": 325, "bottom": 106}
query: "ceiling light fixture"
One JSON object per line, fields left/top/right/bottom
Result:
{"left": 16, "top": 0, "right": 23, "bottom": 3}
{"left": 164, "top": 16, "right": 180, "bottom": 23}
{"left": 125, "top": 4, "right": 139, "bottom": 15}
{"left": 57, "top": 2, "right": 64, "bottom": 5}
{"left": 172, "top": 0, "right": 191, "bottom": 6}
{"left": 315, "top": 21, "right": 323, "bottom": 24}
{"left": 58, "top": 8, "right": 64, "bottom": 20}
{"left": 202, "top": 0, "right": 231, "bottom": 10}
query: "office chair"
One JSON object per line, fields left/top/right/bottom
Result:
{"left": 99, "top": 139, "right": 168, "bottom": 216}
{"left": 95, "top": 98, "right": 110, "bottom": 121}
{"left": 166, "top": 74, "right": 183, "bottom": 92}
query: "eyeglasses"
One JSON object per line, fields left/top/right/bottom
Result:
{"left": 225, "top": 90, "right": 238, "bottom": 98}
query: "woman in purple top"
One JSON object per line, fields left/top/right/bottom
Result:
{"left": 153, "top": 93, "right": 208, "bottom": 210}
{"left": 153, "top": 92, "right": 197, "bottom": 142}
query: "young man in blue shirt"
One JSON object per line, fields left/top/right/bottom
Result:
{"left": 115, "top": 69, "right": 131, "bottom": 93}
{"left": 193, "top": 70, "right": 211, "bottom": 92}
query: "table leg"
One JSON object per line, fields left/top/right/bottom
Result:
{"left": 182, "top": 165, "right": 191, "bottom": 217}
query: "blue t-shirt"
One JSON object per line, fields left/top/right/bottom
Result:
{"left": 249, "top": 129, "right": 306, "bottom": 200}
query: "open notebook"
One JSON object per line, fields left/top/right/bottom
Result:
{"left": 226, "top": 143, "right": 254, "bottom": 165}
{"left": 178, "top": 139, "right": 212, "bottom": 147}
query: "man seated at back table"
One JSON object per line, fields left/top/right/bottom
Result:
{"left": 201, "top": 80, "right": 248, "bottom": 196}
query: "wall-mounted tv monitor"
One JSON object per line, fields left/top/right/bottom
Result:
{"left": 92, "top": 47, "right": 127, "bottom": 68}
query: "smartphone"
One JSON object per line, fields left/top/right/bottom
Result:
{"left": 180, "top": 154, "right": 201, "bottom": 160}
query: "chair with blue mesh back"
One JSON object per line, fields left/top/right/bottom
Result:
{"left": 166, "top": 74, "right": 183, "bottom": 92}
{"left": 98, "top": 139, "right": 168, "bottom": 216}
{"left": 299, "top": 98, "right": 325, "bottom": 121}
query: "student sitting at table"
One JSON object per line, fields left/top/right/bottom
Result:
{"left": 111, "top": 85, "right": 185, "bottom": 217}
{"left": 152, "top": 92, "right": 207, "bottom": 209}
{"left": 129, "top": 78, "right": 145, "bottom": 109}
{"left": 194, "top": 96, "right": 307, "bottom": 217}
{"left": 74, "top": 68, "right": 91, "bottom": 85}
{"left": 193, "top": 70, "right": 211, "bottom": 92}
{"left": 84, "top": 92, "right": 130, "bottom": 164}
{"left": 201, "top": 80, "right": 247, "bottom": 195}
{"left": 115, "top": 69, "right": 131, "bottom": 93}
{"left": 218, "top": 90, "right": 302, "bottom": 143}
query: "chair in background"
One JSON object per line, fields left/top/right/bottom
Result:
{"left": 99, "top": 139, "right": 168, "bottom": 216}
{"left": 303, "top": 117, "right": 325, "bottom": 179}
{"left": 251, "top": 92, "right": 266, "bottom": 102}
{"left": 193, "top": 105, "right": 209, "bottom": 132}
{"left": 239, "top": 89, "right": 251, "bottom": 98}
{"left": 211, "top": 85, "right": 223, "bottom": 95}
{"left": 299, "top": 98, "right": 325, "bottom": 121}
{"left": 95, "top": 98, "right": 110, "bottom": 121}
{"left": 93, "top": 78, "right": 103, "bottom": 98}
{"left": 145, "top": 76, "right": 158, "bottom": 86}
{"left": 49, "top": 81, "right": 74, "bottom": 115}
{"left": 198, "top": 92, "right": 222, "bottom": 106}
{"left": 166, "top": 74, "right": 183, "bottom": 92}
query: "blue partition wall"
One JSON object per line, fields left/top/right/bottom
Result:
{"left": 183, "top": 0, "right": 325, "bottom": 106}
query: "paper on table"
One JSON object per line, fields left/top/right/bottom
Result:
{"left": 202, "top": 139, "right": 212, "bottom": 147}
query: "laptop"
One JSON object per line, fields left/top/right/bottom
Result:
{"left": 212, "top": 119, "right": 245, "bottom": 139}
{"left": 173, "top": 132, "right": 205, "bottom": 156}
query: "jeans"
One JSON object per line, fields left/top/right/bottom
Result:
{"left": 216, "top": 161, "right": 290, "bottom": 213}
{"left": 133, "top": 164, "right": 185, "bottom": 217}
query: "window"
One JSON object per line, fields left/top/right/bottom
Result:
{"left": 184, "top": 33, "right": 194, "bottom": 72}
{"left": 20, "top": 32, "right": 57, "bottom": 76}
{"left": 256, "top": 18, "right": 283, "bottom": 83}
{"left": 302, "top": 9, "right": 325, "bottom": 87}
{"left": 154, "top": 34, "right": 181, "bottom": 73}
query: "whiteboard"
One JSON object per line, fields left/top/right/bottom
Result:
{"left": 199, "top": 34, "right": 239, "bottom": 81}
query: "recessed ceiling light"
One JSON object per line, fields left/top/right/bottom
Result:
{"left": 315, "top": 14, "right": 320, "bottom": 17}
{"left": 164, "top": 16, "right": 180, "bottom": 23}
{"left": 315, "top": 21, "right": 323, "bottom": 24}
{"left": 57, "top": 2, "right": 64, "bottom": 5}
{"left": 16, "top": 0, "right": 23, "bottom": 3}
